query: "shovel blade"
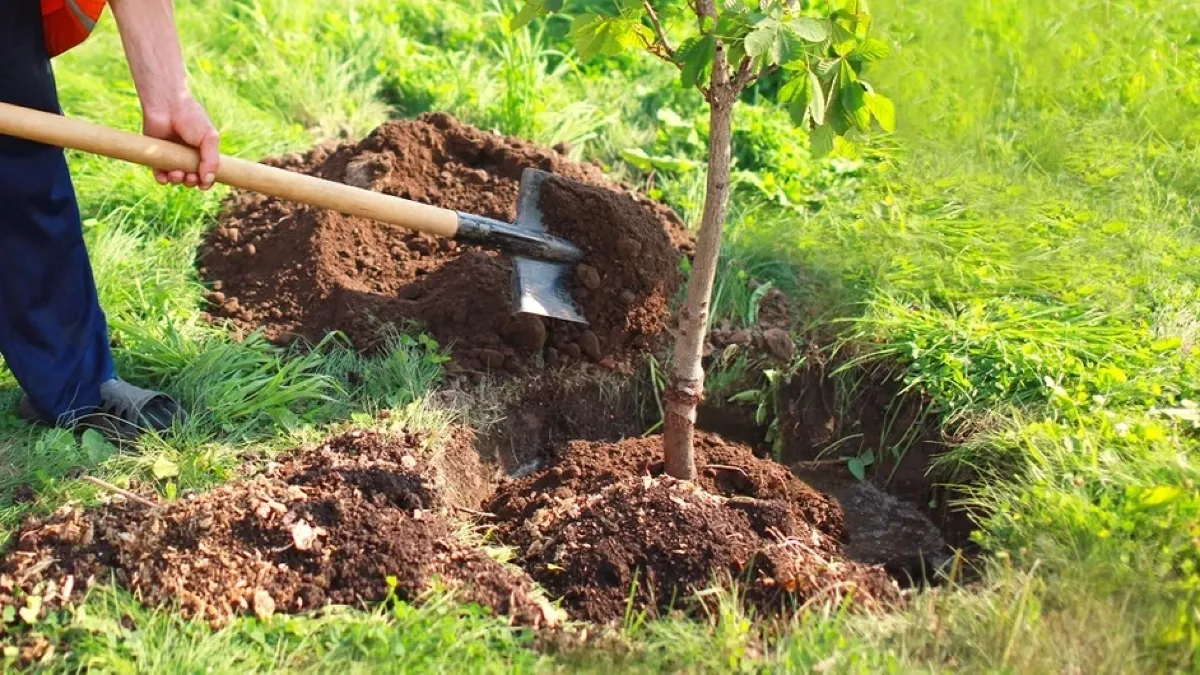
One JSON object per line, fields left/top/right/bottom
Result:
{"left": 509, "top": 167, "right": 588, "bottom": 324}
{"left": 512, "top": 256, "right": 587, "bottom": 324}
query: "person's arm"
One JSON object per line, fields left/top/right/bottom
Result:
{"left": 108, "top": 0, "right": 219, "bottom": 190}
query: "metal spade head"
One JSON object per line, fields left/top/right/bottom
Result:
{"left": 509, "top": 168, "right": 588, "bottom": 324}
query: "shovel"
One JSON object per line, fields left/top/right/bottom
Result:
{"left": 0, "top": 102, "right": 588, "bottom": 324}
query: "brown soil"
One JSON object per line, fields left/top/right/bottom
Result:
{"left": 0, "top": 360, "right": 970, "bottom": 644}
{"left": 775, "top": 358, "right": 980, "bottom": 557}
{"left": 486, "top": 432, "right": 900, "bottom": 622}
{"left": 197, "top": 113, "right": 691, "bottom": 376}
{"left": 0, "top": 430, "right": 552, "bottom": 629}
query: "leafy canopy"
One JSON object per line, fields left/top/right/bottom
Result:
{"left": 512, "top": 0, "right": 894, "bottom": 155}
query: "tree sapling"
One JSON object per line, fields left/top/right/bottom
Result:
{"left": 514, "top": 0, "right": 894, "bottom": 478}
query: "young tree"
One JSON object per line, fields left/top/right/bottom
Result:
{"left": 515, "top": 0, "right": 894, "bottom": 479}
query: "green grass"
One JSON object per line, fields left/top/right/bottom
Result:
{"left": 2, "top": 0, "right": 1199, "bottom": 670}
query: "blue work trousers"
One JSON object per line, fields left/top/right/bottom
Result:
{"left": 0, "top": 1, "right": 115, "bottom": 423}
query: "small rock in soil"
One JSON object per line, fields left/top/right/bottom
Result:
{"left": 253, "top": 590, "right": 276, "bottom": 619}
{"left": 575, "top": 264, "right": 602, "bottom": 290}
{"left": 615, "top": 237, "right": 642, "bottom": 259}
{"left": 728, "top": 328, "right": 752, "bottom": 346}
{"left": 479, "top": 349, "right": 507, "bottom": 370}
{"left": 578, "top": 331, "right": 602, "bottom": 361}
{"left": 504, "top": 314, "right": 547, "bottom": 354}
{"left": 763, "top": 327, "right": 795, "bottom": 362}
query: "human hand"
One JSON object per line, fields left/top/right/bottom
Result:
{"left": 142, "top": 94, "right": 220, "bottom": 190}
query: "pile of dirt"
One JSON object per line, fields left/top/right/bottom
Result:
{"left": 486, "top": 433, "right": 900, "bottom": 622}
{"left": 0, "top": 431, "right": 552, "bottom": 629}
{"left": 198, "top": 112, "right": 691, "bottom": 376}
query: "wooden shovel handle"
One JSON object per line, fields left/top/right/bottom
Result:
{"left": 0, "top": 102, "right": 460, "bottom": 238}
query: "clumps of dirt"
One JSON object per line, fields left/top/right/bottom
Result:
{"left": 537, "top": 176, "right": 687, "bottom": 369}
{"left": 198, "top": 112, "right": 691, "bottom": 377}
{"left": 707, "top": 286, "right": 797, "bottom": 363}
{"left": 486, "top": 433, "right": 900, "bottom": 622}
{"left": 0, "top": 431, "right": 553, "bottom": 629}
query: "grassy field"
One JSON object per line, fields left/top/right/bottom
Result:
{"left": 2, "top": 0, "right": 1199, "bottom": 671}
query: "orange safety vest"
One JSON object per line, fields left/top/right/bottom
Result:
{"left": 41, "top": 0, "right": 108, "bottom": 58}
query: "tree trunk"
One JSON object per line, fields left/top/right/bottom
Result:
{"left": 662, "top": 80, "right": 736, "bottom": 480}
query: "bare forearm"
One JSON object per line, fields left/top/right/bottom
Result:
{"left": 108, "top": 0, "right": 189, "bottom": 112}
{"left": 107, "top": 0, "right": 219, "bottom": 189}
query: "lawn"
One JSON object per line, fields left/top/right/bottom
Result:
{"left": 1, "top": 0, "right": 1198, "bottom": 671}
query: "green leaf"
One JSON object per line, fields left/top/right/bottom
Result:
{"left": 747, "top": 281, "right": 774, "bottom": 325}
{"left": 1141, "top": 485, "right": 1182, "bottom": 507}
{"left": 839, "top": 58, "right": 859, "bottom": 85}
{"left": 19, "top": 596, "right": 42, "bottom": 625}
{"left": 816, "top": 58, "right": 839, "bottom": 78}
{"left": 832, "top": 22, "right": 857, "bottom": 56}
{"left": 851, "top": 37, "right": 890, "bottom": 62}
{"left": 656, "top": 107, "right": 690, "bottom": 128}
{"left": 865, "top": 91, "right": 895, "bottom": 131}
{"left": 778, "top": 73, "right": 807, "bottom": 102}
{"left": 165, "top": 481, "right": 178, "bottom": 501}
{"left": 807, "top": 69, "right": 825, "bottom": 125}
{"left": 570, "top": 14, "right": 648, "bottom": 59}
{"left": 788, "top": 96, "right": 810, "bottom": 127}
{"left": 619, "top": 148, "right": 699, "bottom": 172}
{"left": 842, "top": 82, "right": 870, "bottom": 131}
{"left": 81, "top": 429, "right": 114, "bottom": 464}
{"left": 2, "top": 605, "right": 15, "bottom": 624}
{"left": 745, "top": 19, "right": 786, "bottom": 63}
{"left": 826, "top": 94, "right": 851, "bottom": 135}
{"left": 847, "top": 457, "right": 866, "bottom": 480}
{"left": 510, "top": 0, "right": 546, "bottom": 30}
{"left": 728, "top": 390, "right": 762, "bottom": 404}
{"left": 152, "top": 455, "right": 180, "bottom": 480}
{"left": 809, "top": 124, "right": 835, "bottom": 157}
{"left": 787, "top": 17, "right": 830, "bottom": 42}
{"left": 782, "top": 73, "right": 811, "bottom": 126}
{"left": 677, "top": 34, "right": 716, "bottom": 88}
{"left": 621, "top": 147, "right": 654, "bottom": 171}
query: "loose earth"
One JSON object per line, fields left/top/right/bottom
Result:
{"left": 0, "top": 431, "right": 553, "bottom": 629}
{"left": 487, "top": 432, "right": 900, "bottom": 622}
{"left": 198, "top": 113, "right": 692, "bottom": 376}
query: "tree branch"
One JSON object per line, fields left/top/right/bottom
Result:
{"left": 740, "top": 63, "right": 779, "bottom": 91}
{"left": 643, "top": 0, "right": 675, "bottom": 60}
{"left": 732, "top": 56, "right": 756, "bottom": 93}
{"left": 695, "top": 0, "right": 716, "bottom": 31}
{"left": 82, "top": 476, "right": 158, "bottom": 509}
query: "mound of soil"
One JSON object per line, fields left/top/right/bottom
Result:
{"left": 486, "top": 433, "right": 900, "bottom": 622}
{"left": 489, "top": 432, "right": 844, "bottom": 540}
{"left": 198, "top": 112, "right": 691, "bottom": 376}
{"left": 0, "top": 431, "right": 552, "bottom": 629}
